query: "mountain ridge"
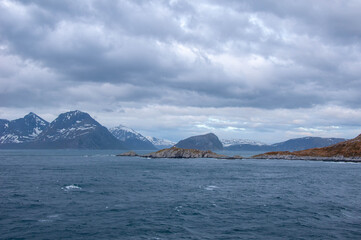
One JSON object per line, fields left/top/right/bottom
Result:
{"left": 223, "top": 136, "right": 346, "bottom": 151}
{"left": 109, "top": 125, "right": 156, "bottom": 150}
{"left": 33, "top": 110, "right": 124, "bottom": 149}
{"left": 0, "top": 112, "right": 49, "bottom": 144}
{"left": 145, "top": 136, "right": 175, "bottom": 149}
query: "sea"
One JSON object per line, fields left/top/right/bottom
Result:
{"left": 1, "top": 150, "right": 361, "bottom": 239}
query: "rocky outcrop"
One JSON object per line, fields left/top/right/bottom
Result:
{"left": 117, "top": 147, "right": 243, "bottom": 159}
{"left": 253, "top": 134, "right": 361, "bottom": 162}
{"left": 117, "top": 151, "right": 139, "bottom": 157}
{"left": 175, "top": 133, "right": 223, "bottom": 151}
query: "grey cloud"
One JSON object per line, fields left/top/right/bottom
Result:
{"left": 1, "top": 0, "right": 361, "bottom": 141}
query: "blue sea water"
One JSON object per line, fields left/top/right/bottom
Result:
{"left": 1, "top": 150, "right": 361, "bottom": 239}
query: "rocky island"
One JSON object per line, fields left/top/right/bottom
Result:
{"left": 253, "top": 134, "right": 361, "bottom": 162}
{"left": 117, "top": 146, "right": 243, "bottom": 159}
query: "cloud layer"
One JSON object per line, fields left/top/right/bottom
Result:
{"left": 1, "top": 0, "right": 360, "bottom": 142}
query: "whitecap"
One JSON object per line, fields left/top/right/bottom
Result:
{"left": 174, "top": 205, "right": 183, "bottom": 212}
{"left": 205, "top": 185, "right": 219, "bottom": 191}
{"left": 62, "top": 184, "right": 82, "bottom": 191}
{"left": 38, "top": 219, "right": 53, "bottom": 223}
{"left": 39, "top": 214, "right": 61, "bottom": 223}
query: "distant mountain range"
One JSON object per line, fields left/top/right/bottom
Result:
{"left": 0, "top": 111, "right": 124, "bottom": 149}
{"left": 0, "top": 111, "right": 175, "bottom": 150}
{"left": 0, "top": 111, "right": 348, "bottom": 151}
{"left": 172, "top": 133, "right": 345, "bottom": 152}
{"left": 224, "top": 136, "right": 346, "bottom": 151}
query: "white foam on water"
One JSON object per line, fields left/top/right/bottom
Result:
{"left": 38, "top": 214, "right": 60, "bottom": 223}
{"left": 205, "top": 185, "right": 219, "bottom": 191}
{"left": 62, "top": 184, "right": 82, "bottom": 191}
{"left": 174, "top": 205, "right": 183, "bottom": 212}
{"left": 38, "top": 219, "right": 53, "bottom": 223}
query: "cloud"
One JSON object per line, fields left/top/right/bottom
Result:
{"left": 0, "top": 0, "right": 360, "bottom": 141}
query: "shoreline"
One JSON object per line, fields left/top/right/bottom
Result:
{"left": 252, "top": 154, "right": 361, "bottom": 163}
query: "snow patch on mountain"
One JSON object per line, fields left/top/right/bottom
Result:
{"left": 109, "top": 125, "right": 156, "bottom": 150}
{"left": 221, "top": 139, "right": 266, "bottom": 147}
{"left": 109, "top": 125, "right": 148, "bottom": 141}
{"left": 0, "top": 112, "right": 49, "bottom": 144}
{"left": 146, "top": 136, "right": 175, "bottom": 149}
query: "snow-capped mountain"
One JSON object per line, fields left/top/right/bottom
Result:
{"left": 146, "top": 136, "right": 176, "bottom": 149}
{"left": 221, "top": 139, "right": 266, "bottom": 147}
{"left": 110, "top": 125, "right": 156, "bottom": 150}
{"left": 0, "top": 112, "right": 49, "bottom": 144}
{"left": 0, "top": 119, "right": 10, "bottom": 135}
{"left": 35, "top": 110, "right": 124, "bottom": 149}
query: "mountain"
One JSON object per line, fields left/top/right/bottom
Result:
{"left": 223, "top": 136, "right": 346, "bottom": 151}
{"left": 175, "top": 133, "right": 223, "bottom": 151}
{"left": 34, "top": 110, "right": 124, "bottom": 149}
{"left": 0, "top": 119, "right": 10, "bottom": 135}
{"left": 145, "top": 136, "right": 175, "bottom": 149}
{"left": 109, "top": 125, "right": 156, "bottom": 150}
{"left": 254, "top": 134, "right": 361, "bottom": 161}
{"left": 270, "top": 137, "right": 346, "bottom": 151}
{"left": 0, "top": 113, "right": 49, "bottom": 144}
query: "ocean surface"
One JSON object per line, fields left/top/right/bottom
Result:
{"left": 1, "top": 150, "right": 361, "bottom": 239}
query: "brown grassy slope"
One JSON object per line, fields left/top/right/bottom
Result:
{"left": 256, "top": 134, "right": 361, "bottom": 158}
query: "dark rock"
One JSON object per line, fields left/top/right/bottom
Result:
{"left": 175, "top": 133, "right": 223, "bottom": 151}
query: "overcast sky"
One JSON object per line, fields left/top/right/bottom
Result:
{"left": 1, "top": 0, "right": 361, "bottom": 143}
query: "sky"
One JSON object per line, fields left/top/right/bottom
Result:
{"left": 1, "top": 0, "right": 361, "bottom": 143}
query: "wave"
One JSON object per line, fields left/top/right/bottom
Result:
{"left": 61, "top": 184, "right": 82, "bottom": 191}
{"left": 204, "top": 185, "right": 219, "bottom": 191}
